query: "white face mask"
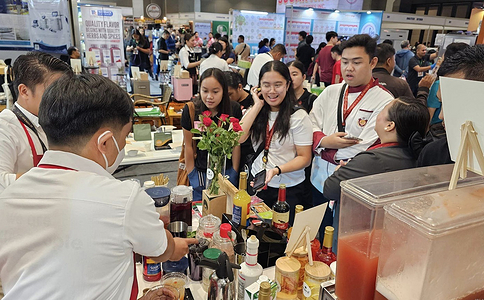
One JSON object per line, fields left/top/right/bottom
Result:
{"left": 97, "top": 131, "right": 125, "bottom": 174}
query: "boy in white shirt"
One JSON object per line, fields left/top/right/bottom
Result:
{"left": 309, "top": 34, "right": 393, "bottom": 248}
{"left": 0, "top": 74, "right": 197, "bottom": 300}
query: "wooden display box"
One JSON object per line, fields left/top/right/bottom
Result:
{"left": 202, "top": 190, "right": 227, "bottom": 220}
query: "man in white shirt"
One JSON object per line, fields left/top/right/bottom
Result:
{"left": 0, "top": 52, "right": 72, "bottom": 193}
{"left": 309, "top": 34, "right": 393, "bottom": 244}
{"left": 0, "top": 74, "right": 197, "bottom": 300}
{"left": 247, "top": 44, "right": 286, "bottom": 88}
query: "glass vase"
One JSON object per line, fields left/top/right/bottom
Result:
{"left": 206, "top": 153, "right": 226, "bottom": 196}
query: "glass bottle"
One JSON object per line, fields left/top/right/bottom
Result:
{"left": 211, "top": 223, "right": 235, "bottom": 263}
{"left": 258, "top": 281, "right": 272, "bottom": 300}
{"left": 287, "top": 205, "right": 304, "bottom": 239}
{"left": 233, "top": 172, "right": 251, "bottom": 226}
{"left": 196, "top": 214, "right": 221, "bottom": 243}
{"left": 317, "top": 226, "right": 337, "bottom": 266}
{"left": 272, "top": 184, "right": 290, "bottom": 231}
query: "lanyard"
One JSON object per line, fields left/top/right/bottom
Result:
{"left": 19, "top": 121, "right": 43, "bottom": 167}
{"left": 262, "top": 122, "right": 276, "bottom": 167}
{"left": 342, "top": 78, "right": 374, "bottom": 126}
{"left": 37, "top": 163, "right": 139, "bottom": 300}
{"left": 368, "top": 142, "right": 400, "bottom": 151}
{"left": 37, "top": 164, "right": 77, "bottom": 171}
{"left": 12, "top": 105, "right": 47, "bottom": 152}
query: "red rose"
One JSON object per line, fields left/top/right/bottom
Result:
{"left": 220, "top": 114, "right": 229, "bottom": 122}
{"left": 230, "top": 117, "right": 240, "bottom": 123}
{"left": 202, "top": 110, "right": 211, "bottom": 117}
{"left": 203, "top": 117, "right": 213, "bottom": 127}
{"left": 232, "top": 122, "right": 243, "bottom": 132}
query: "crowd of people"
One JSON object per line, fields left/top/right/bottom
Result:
{"left": 1, "top": 27, "right": 484, "bottom": 298}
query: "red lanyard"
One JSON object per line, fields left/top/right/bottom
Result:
{"left": 38, "top": 164, "right": 77, "bottom": 171}
{"left": 262, "top": 122, "right": 276, "bottom": 165}
{"left": 342, "top": 78, "right": 374, "bottom": 126}
{"left": 37, "top": 163, "right": 139, "bottom": 300}
{"left": 19, "top": 121, "right": 44, "bottom": 167}
{"left": 368, "top": 142, "right": 400, "bottom": 151}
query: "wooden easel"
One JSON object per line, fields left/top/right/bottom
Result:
{"left": 448, "top": 121, "right": 484, "bottom": 190}
{"left": 287, "top": 225, "right": 314, "bottom": 266}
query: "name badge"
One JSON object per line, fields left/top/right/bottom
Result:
{"left": 418, "top": 72, "right": 424, "bottom": 77}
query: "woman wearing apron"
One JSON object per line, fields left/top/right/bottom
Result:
{"left": 179, "top": 33, "right": 202, "bottom": 95}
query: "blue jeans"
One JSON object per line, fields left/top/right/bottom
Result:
{"left": 188, "top": 168, "right": 238, "bottom": 201}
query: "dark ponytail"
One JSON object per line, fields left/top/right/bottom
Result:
{"left": 209, "top": 42, "right": 223, "bottom": 55}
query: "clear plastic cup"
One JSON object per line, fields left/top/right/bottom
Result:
{"left": 142, "top": 284, "right": 179, "bottom": 300}
{"left": 161, "top": 272, "right": 188, "bottom": 300}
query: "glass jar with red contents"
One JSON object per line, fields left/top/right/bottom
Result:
{"left": 195, "top": 214, "right": 221, "bottom": 243}
{"left": 143, "top": 256, "right": 162, "bottom": 281}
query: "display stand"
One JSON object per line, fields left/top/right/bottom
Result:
{"left": 449, "top": 121, "right": 484, "bottom": 190}
{"left": 287, "top": 225, "right": 314, "bottom": 266}
{"left": 218, "top": 173, "right": 238, "bottom": 215}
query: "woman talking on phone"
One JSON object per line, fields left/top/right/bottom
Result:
{"left": 239, "top": 61, "right": 313, "bottom": 225}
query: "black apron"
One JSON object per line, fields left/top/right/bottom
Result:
{"left": 186, "top": 49, "right": 198, "bottom": 94}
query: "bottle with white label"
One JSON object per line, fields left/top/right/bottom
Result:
{"left": 237, "top": 235, "right": 263, "bottom": 300}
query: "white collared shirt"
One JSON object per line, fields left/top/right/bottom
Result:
{"left": 247, "top": 52, "right": 273, "bottom": 88}
{"left": 0, "top": 102, "right": 48, "bottom": 193}
{"left": 179, "top": 45, "right": 194, "bottom": 69}
{"left": 0, "top": 150, "right": 167, "bottom": 300}
{"left": 309, "top": 82, "right": 393, "bottom": 193}
{"left": 199, "top": 54, "right": 230, "bottom": 77}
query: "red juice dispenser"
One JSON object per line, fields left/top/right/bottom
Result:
{"left": 376, "top": 183, "right": 484, "bottom": 300}
{"left": 334, "top": 164, "right": 483, "bottom": 300}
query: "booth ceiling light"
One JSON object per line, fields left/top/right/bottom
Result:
{"left": 163, "top": 17, "right": 167, "bottom": 21}
{"left": 335, "top": 10, "right": 340, "bottom": 13}
{"left": 367, "top": 11, "right": 372, "bottom": 14}
{"left": 307, "top": 8, "right": 313, "bottom": 11}
{"left": 241, "top": 10, "right": 268, "bottom": 15}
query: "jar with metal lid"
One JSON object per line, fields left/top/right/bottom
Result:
{"left": 302, "top": 261, "right": 331, "bottom": 300}
{"left": 275, "top": 256, "right": 301, "bottom": 300}
{"left": 202, "top": 248, "right": 222, "bottom": 292}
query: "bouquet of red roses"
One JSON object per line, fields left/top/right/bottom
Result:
{"left": 191, "top": 111, "right": 243, "bottom": 195}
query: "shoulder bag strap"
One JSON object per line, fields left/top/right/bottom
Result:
{"left": 337, "top": 83, "right": 347, "bottom": 133}
{"left": 187, "top": 101, "right": 196, "bottom": 150}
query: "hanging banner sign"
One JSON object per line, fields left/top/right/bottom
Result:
{"left": 81, "top": 6, "right": 125, "bottom": 80}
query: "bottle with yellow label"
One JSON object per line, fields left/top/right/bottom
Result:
{"left": 233, "top": 172, "right": 251, "bottom": 226}
{"left": 272, "top": 184, "right": 290, "bottom": 231}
